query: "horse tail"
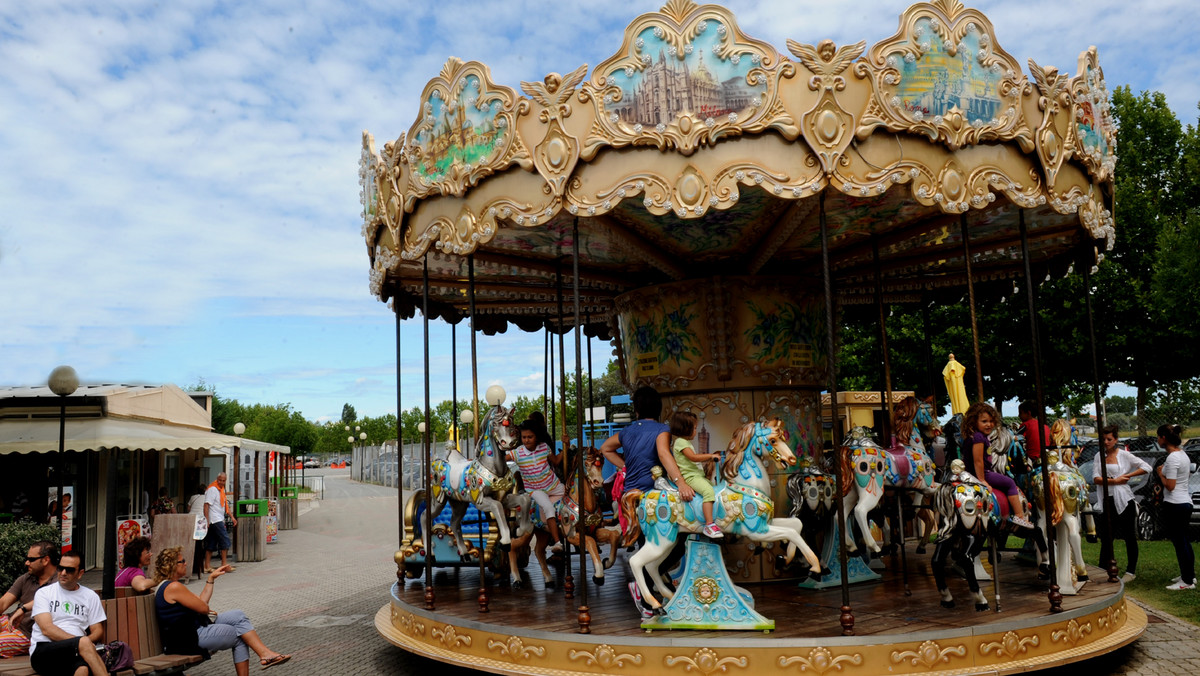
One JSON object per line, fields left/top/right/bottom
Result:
{"left": 620, "top": 489, "right": 643, "bottom": 547}
{"left": 1048, "top": 472, "right": 1064, "bottom": 526}
{"left": 894, "top": 396, "right": 917, "bottom": 446}
{"left": 786, "top": 473, "right": 804, "bottom": 518}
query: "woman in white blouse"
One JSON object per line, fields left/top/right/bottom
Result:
{"left": 1156, "top": 424, "right": 1195, "bottom": 590}
{"left": 1092, "top": 425, "right": 1151, "bottom": 582}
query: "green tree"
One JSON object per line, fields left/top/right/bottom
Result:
{"left": 340, "top": 403, "right": 358, "bottom": 426}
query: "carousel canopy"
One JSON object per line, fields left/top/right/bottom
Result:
{"left": 359, "top": 0, "right": 1115, "bottom": 336}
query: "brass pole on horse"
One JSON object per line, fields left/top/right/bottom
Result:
{"left": 451, "top": 322, "right": 457, "bottom": 456}
{"left": 872, "top": 235, "right": 909, "bottom": 597}
{"left": 572, "top": 216, "right": 591, "bottom": 633}
{"left": 469, "top": 255, "right": 490, "bottom": 612}
{"left": 1019, "top": 210, "right": 1062, "bottom": 613}
{"left": 1083, "top": 252, "right": 1119, "bottom": 583}
{"left": 556, "top": 259, "right": 575, "bottom": 600}
{"left": 920, "top": 290, "right": 938, "bottom": 423}
{"left": 960, "top": 213, "right": 985, "bottom": 402}
{"left": 395, "top": 283, "right": 405, "bottom": 588}
{"left": 543, "top": 326, "right": 551, "bottom": 417}
{"left": 422, "top": 253, "right": 436, "bottom": 611}
{"left": 820, "top": 191, "right": 855, "bottom": 635}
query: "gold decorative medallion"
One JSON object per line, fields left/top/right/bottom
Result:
{"left": 665, "top": 647, "right": 748, "bottom": 675}
{"left": 431, "top": 624, "right": 472, "bottom": 649}
{"left": 778, "top": 646, "right": 864, "bottom": 674}
{"left": 979, "top": 630, "right": 1039, "bottom": 658}
{"left": 1051, "top": 618, "right": 1094, "bottom": 648}
{"left": 569, "top": 644, "right": 644, "bottom": 669}
{"left": 397, "top": 610, "right": 426, "bottom": 638}
{"left": 890, "top": 639, "right": 967, "bottom": 668}
{"left": 788, "top": 39, "right": 866, "bottom": 175}
{"left": 487, "top": 635, "right": 547, "bottom": 662}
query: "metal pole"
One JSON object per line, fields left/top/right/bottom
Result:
{"left": 921, "top": 292, "right": 937, "bottom": 415}
{"left": 1019, "top": 210, "right": 1062, "bottom": 613}
{"left": 586, "top": 314, "right": 595, "bottom": 449}
{"left": 396, "top": 294, "right": 405, "bottom": 586}
{"left": 468, "top": 256, "right": 488, "bottom": 613}
{"left": 960, "top": 214, "right": 985, "bottom": 401}
{"left": 451, "top": 322, "right": 458, "bottom": 455}
{"left": 872, "top": 236, "right": 908, "bottom": 596}
{"left": 572, "top": 217, "right": 591, "bottom": 633}
{"left": 820, "top": 192, "right": 854, "bottom": 635}
{"left": 103, "top": 448, "right": 117, "bottom": 599}
{"left": 1084, "top": 258, "right": 1118, "bottom": 583}
{"left": 543, "top": 328, "right": 550, "bottom": 416}
{"left": 57, "top": 400, "right": 66, "bottom": 535}
{"left": 422, "top": 253, "right": 436, "bottom": 610}
{"left": 556, "top": 260, "right": 574, "bottom": 600}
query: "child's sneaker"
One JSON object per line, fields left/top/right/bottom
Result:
{"left": 702, "top": 523, "right": 723, "bottom": 539}
{"left": 1121, "top": 572, "right": 1136, "bottom": 583}
{"left": 1009, "top": 515, "right": 1034, "bottom": 530}
{"left": 1165, "top": 580, "right": 1195, "bottom": 590}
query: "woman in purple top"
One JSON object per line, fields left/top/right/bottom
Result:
{"left": 961, "top": 402, "right": 1034, "bottom": 529}
{"left": 115, "top": 536, "right": 155, "bottom": 593}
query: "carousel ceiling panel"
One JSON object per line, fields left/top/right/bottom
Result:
{"left": 362, "top": 0, "right": 1116, "bottom": 333}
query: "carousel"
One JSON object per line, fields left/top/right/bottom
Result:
{"left": 360, "top": 1, "right": 1143, "bottom": 673}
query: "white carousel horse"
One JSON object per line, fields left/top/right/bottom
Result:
{"left": 428, "top": 402, "right": 526, "bottom": 563}
{"left": 1028, "top": 449, "right": 1090, "bottom": 595}
{"left": 837, "top": 425, "right": 937, "bottom": 554}
{"left": 930, "top": 460, "right": 995, "bottom": 611}
{"left": 507, "top": 448, "right": 620, "bottom": 590}
{"left": 630, "top": 419, "right": 821, "bottom": 612}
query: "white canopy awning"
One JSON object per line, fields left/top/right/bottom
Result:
{"left": 0, "top": 417, "right": 290, "bottom": 455}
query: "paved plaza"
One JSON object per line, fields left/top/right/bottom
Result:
{"left": 103, "top": 470, "right": 1196, "bottom": 675}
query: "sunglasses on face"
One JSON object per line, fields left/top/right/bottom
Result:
{"left": 25, "top": 555, "right": 45, "bottom": 562}
{"left": 59, "top": 566, "right": 78, "bottom": 574}
{"left": 177, "top": 559, "right": 187, "bottom": 565}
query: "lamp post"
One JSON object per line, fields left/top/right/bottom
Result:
{"left": 459, "top": 409, "right": 475, "bottom": 458}
{"left": 416, "top": 421, "right": 427, "bottom": 489}
{"left": 232, "top": 422, "right": 245, "bottom": 557}
{"left": 47, "top": 366, "right": 78, "bottom": 536}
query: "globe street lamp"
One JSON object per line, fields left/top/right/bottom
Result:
{"left": 48, "top": 366, "right": 78, "bottom": 535}
{"left": 459, "top": 409, "right": 475, "bottom": 457}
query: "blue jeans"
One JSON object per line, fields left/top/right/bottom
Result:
{"left": 1162, "top": 501, "right": 1195, "bottom": 584}
{"left": 197, "top": 610, "right": 255, "bottom": 664}
{"left": 205, "top": 521, "right": 231, "bottom": 552}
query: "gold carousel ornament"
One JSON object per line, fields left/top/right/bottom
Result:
{"left": 367, "top": 1, "right": 1141, "bottom": 673}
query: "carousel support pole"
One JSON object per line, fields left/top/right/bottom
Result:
{"left": 586, "top": 313, "right": 595, "bottom": 449}
{"left": 820, "top": 192, "right": 855, "bottom": 635}
{"left": 543, "top": 327, "right": 550, "bottom": 416}
{"left": 1019, "top": 211, "right": 1062, "bottom": 613}
{"left": 467, "top": 256, "right": 490, "bottom": 611}
{"left": 990, "top": 535, "right": 1002, "bottom": 612}
{"left": 1084, "top": 256, "right": 1119, "bottom": 583}
{"left": 556, "top": 260, "right": 574, "bottom": 600}
{"left": 960, "top": 214, "right": 985, "bottom": 402}
{"left": 921, "top": 291, "right": 938, "bottom": 417}
{"left": 548, "top": 319, "right": 556, "bottom": 447}
{"left": 572, "top": 217, "right": 591, "bottom": 633}
{"left": 422, "top": 254, "right": 436, "bottom": 611}
{"left": 395, "top": 298, "right": 406, "bottom": 588}
{"left": 451, "top": 323, "right": 457, "bottom": 455}
{"left": 872, "top": 236, "right": 908, "bottom": 595}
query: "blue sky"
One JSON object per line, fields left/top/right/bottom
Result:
{"left": 1, "top": 0, "right": 1195, "bottom": 422}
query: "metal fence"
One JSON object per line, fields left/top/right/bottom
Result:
{"left": 295, "top": 475, "right": 325, "bottom": 500}
{"left": 351, "top": 442, "right": 426, "bottom": 491}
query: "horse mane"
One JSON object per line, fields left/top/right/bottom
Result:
{"left": 932, "top": 483, "right": 959, "bottom": 542}
{"left": 894, "top": 396, "right": 918, "bottom": 446}
{"left": 723, "top": 423, "right": 756, "bottom": 481}
{"left": 1047, "top": 471, "right": 1064, "bottom": 526}
{"left": 837, "top": 440, "right": 854, "bottom": 498}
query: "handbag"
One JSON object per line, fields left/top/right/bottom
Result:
{"left": 98, "top": 640, "right": 134, "bottom": 673}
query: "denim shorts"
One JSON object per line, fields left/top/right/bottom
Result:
{"left": 205, "top": 521, "right": 231, "bottom": 552}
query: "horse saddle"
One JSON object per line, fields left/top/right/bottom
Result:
{"left": 885, "top": 439, "right": 911, "bottom": 479}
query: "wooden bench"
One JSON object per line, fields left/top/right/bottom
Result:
{"left": 0, "top": 588, "right": 205, "bottom": 676}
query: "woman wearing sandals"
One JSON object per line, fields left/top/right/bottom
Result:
{"left": 151, "top": 547, "right": 293, "bottom": 672}
{"left": 1092, "top": 425, "right": 1150, "bottom": 582}
{"left": 1156, "top": 424, "right": 1195, "bottom": 590}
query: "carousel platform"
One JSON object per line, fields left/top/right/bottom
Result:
{"left": 376, "top": 544, "right": 1144, "bottom": 676}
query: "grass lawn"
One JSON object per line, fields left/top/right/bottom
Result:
{"left": 1080, "top": 537, "right": 1200, "bottom": 625}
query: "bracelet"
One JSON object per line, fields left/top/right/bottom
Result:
{"left": 206, "top": 580, "right": 215, "bottom": 585}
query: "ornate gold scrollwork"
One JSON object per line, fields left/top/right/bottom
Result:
{"left": 568, "top": 644, "right": 644, "bottom": 669}
{"left": 405, "top": 58, "right": 531, "bottom": 200}
{"left": 1070, "top": 47, "right": 1116, "bottom": 183}
{"left": 664, "top": 647, "right": 748, "bottom": 675}
{"left": 486, "top": 635, "right": 546, "bottom": 662}
{"left": 581, "top": 1, "right": 795, "bottom": 159}
{"left": 523, "top": 64, "right": 588, "bottom": 198}
{"left": 430, "top": 624, "right": 472, "bottom": 649}
{"left": 890, "top": 639, "right": 967, "bottom": 668}
{"left": 857, "top": 0, "right": 1033, "bottom": 153}
{"left": 1051, "top": 618, "right": 1094, "bottom": 648}
{"left": 979, "top": 630, "right": 1039, "bottom": 658}
{"left": 788, "top": 40, "right": 866, "bottom": 175}
{"left": 778, "top": 646, "right": 864, "bottom": 674}
{"left": 396, "top": 610, "right": 426, "bottom": 638}
{"left": 1028, "top": 59, "right": 1075, "bottom": 191}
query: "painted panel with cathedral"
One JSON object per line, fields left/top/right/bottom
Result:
{"left": 604, "top": 19, "right": 766, "bottom": 130}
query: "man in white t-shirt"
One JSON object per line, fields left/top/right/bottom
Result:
{"left": 29, "top": 551, "right": 107, "bottom": 676}
{"left": 203, "top": 472, "right": 238, "bottom": 573}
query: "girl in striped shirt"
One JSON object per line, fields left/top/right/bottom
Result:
{"left": 510, "top": 421, "right": 565, "bottom": 548}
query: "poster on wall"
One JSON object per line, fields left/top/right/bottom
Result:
{"left": 47, "top": 487, "right": 74, "bottom": 553}
{"left": 116, "top": 515, "right": 150, "bottom": 558}
{"left": 265, "top": 498, "right": 279, "bottom": 544}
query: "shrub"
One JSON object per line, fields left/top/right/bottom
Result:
{"left": 0, "top": 520, "right": 62, "bottom": 591}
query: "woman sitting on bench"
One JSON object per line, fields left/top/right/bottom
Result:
{"left": 150, "top": 547, "right": 293, "bottom": 674}
{"left": 114, "top": 536, "right": 155, "bottom": 593}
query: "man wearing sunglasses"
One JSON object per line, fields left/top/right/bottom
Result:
{"left": 29, "top": 551, "right": 107, "bottom": 676}
{"left": 0, "top": 541, "right": 59, "bottom": 657}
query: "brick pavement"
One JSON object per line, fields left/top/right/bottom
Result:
{"left": 83, "top": 471, "right": 1197, "bottom": 675}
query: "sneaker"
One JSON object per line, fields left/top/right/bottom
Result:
{"left": 1165, "top": 580, "right": 1195, "bottom": 590}
{"left": 549, "top": 542, "right": 564, "bottom": 555}
{"left": 1009, "top": 515, "right": 1035, "bottom": 530}
{"left": 1121, "top": 572, "right": 1136, "bottom": 583}
{"left": 1171, "top": 575, "right": 1183, "bottom": 584}
{"left": 702, "top": 523, "right": 724, "bottom": 539}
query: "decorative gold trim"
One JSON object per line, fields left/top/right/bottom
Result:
{"left": 397, "top": 610, "right": 426, "bottom": 638}
{"left": 487, "top": 635, "right": 547, "bottom": 662}
{"left": 664, "top": 647, "right": 749, "bottom": 675}
{"left": 890, "top": 639, "right": 967, "bottom": 668}
{"left": 1050, "top": 618, "right": 1094, "bottom": 648}
{"left": 979, "top": 630, "right": 1039, "bottom": 658}
{"left": 431, "top": 623, "right": 472, "bottom": 649}
{"left": 523, "top": 64, "right": 588, "bottom": 198}
{"left": 787, "top": 40, "right": 866, "bottom": 175}
{"left": 857, "top": 0, "right": 1033, "bottom": 152}
{"left": 1098, "top": 598, "right": 1127, "bottom": 632}
{"left": 568, "top": 644, "right": 645, "bottom": 669}
{"left": 1069, "top": 47, "right": 1116, "bottom": 183}
{"left": 778, "top": 646, "right": 864, "bottom": 674}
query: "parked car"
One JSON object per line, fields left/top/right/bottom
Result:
{"left": 1081, "top": 445, "right": 1190, "bottom": 540}
{"left": 303, "top": 457, "right": 321, "bottom": 468}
